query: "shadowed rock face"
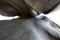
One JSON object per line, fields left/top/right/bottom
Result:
{"left": 0, "top": 0, "right": 60, "bottom": 18}
{"left": 0, "top": 16, "right": 60, "bottom": 40}
{"left": 0, "top": 0, "right": 36, "bottom": 18}
{"left": 24, "top": 0, "right": 60, "bottom": 14}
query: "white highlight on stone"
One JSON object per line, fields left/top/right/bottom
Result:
{"left": 0, "top": 15, "right": 19, "bottom": 20}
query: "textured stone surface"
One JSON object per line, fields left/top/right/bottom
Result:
{"left": 0, "top": 16, "right": 59, "bottom": 40}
